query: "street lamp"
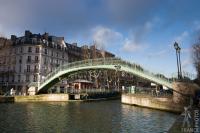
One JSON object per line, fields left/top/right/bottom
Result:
{"left": 174, "top": 42, "right": 182, "bottom": 79}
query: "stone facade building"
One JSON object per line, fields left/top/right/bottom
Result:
{"left": 0, "top": 30, "right": 115, "bottom": 94}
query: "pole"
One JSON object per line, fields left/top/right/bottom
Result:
{"left": 178, "top": 50, "right": 182, "bottom": 79}
{"left": 176, "top": 51, "right": 180, "bottom": 79}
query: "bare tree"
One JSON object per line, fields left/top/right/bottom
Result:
{"left": 192, "top": 39, "right": 200, "bottom": 84}
{"left": 88, "top": 70, "right": 101, "bottom": 88}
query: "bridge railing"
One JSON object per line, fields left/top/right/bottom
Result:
{"left": 123, "top": 86, "right": 173, "bottom": 97}
{"left": 41, "top": 58, "right": 122, "bottom": 85}
{"left": 65, "top": 88, "right": 120, "bottom": 94}
{"left": 115, "top": 59, "right": 173, "bottom": 84}
{"left": 37, "top": 57, "right": 173, "bottom": 89}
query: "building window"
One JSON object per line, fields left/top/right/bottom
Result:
{"left": 27, "top": 56, "right": 31, "bottom": 62}
{"left": 19, "top": 56, "right": 22, "bottom": 64}
{"left": 51, "top": 51, "right": 54, "bottom": 56}
{"left": 44, "top": 57, "right": 47, "bottom": 65}
{"left": 27, "top": 65, "right": 30, "bottom": 72}
{"left": 15, "top": 48, "right": 18, "bottom": 54}
{"left": 51, "top": 59, "right": 53, "bottom": 64}
{"left": 19, "top": 65, "right": 21, "bottom": 73}
{"left": 56, "top": 60, "right": 59, "bottom": 67}
{"left": 34, "top": 65, "right": 38, "bottom": 72}
{"left": 26, "top": 75, "right": 30, "bottom": 82}
{"left": 62, "top": 53, "right": 64, "bottom": 58}
{"left": 33, "top": 75, "right": 37, "bottom": 82}
{"left": 45, "top": 49, "right": 48, "bottom": 54}
{"left": 28, "top": 47, "right": 32, "bottom": 53}
{"left": 35, "top": 47, "right": 40, "bottom": 53}
{"left": 18, "top": 75, "right": 21, "bottom": 82}
{"left": 12, "top": 75, "right": 15, "bottom": 82}
{"left": 35, "top": 56, "right": 39, "bottom": 62}
{"left": 20, "top": 47, "right": 23, "bottom": 53}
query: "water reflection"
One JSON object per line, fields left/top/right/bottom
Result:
{"left": 120, "top": 104, "right": 177, "bottom": 133}
{"left": 0, "top": 100, "right": 178, "bottom": 133}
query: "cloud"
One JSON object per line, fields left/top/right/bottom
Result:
{"left": 0, "top": 0, "right": 164, "bottom": 38}
{"left": 122, "top": 38, "right": 146, "bottom": 52}
{"left": 105, "top": 0, "right": 161, "bottom": 27}
{"left": 91, "top": 25, "right": 151, "bottom": 52}
{"left": 147, "top": 50, "right": 168, "bottom": 58}
{"left": 174, "top": 31, "right": 189, "bottom": 43}
{"left": 91, "top": 26, "right": 123, "bottom": 49}
{"left": 121, "top": 17, "right": 159, "bottom": 53}
{"left": 191, "top": 20, "right": 200, "bottom": 42}
{"left": 0, "top": 0, "right": 99, "bottom": 37}
{"left": 193, "top": 21, "right": 200, "bottom": 31}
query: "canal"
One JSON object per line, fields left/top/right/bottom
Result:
{"left": 0, "top": 100, "right": 178, "bottom": 133}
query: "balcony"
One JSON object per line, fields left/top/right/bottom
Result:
{"left": 34, "top": 60, "right": 39, "bottom": 63}
{"left": 24, "top": 69, "right": 40, "bottom": 73}
{"left": 0, "top": 70, "right": 16, "bottom": 74}
{"left": 26, "top": 60, "right": 40, "bottom": 64}
{"left": 50, "top": 63, "right": 58, "bottom": 67}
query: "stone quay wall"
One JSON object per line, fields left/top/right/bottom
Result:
{"left": 172, "top": 82, "right": 200, "bottom": 104}
{"left": 0, "top": 96, "right": 14, "bottom": 103}
{"left": 14, "top": 94, "right": 69, "bottom": 102}
{"left": 122, "top": 94, "right": 183, "bottom": 113}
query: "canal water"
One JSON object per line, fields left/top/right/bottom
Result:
{"left": 0, "top": 100, "right": 178, "bottom": 133}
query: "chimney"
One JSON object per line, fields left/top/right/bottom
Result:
{"left": 25, "top": 30, "right": 31, "bottom": 38}
{"left": 43, "top": 32, "right": 49, "bottom": 40}
{"left": 11, "top": 35, "right": 17, "bottom": 41}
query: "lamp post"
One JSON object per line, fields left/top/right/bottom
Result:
{"left": 177, "top": 46, "right": 182, "bottom": 79}
{"left": 174, "top": 42, "right": 182, "bottom": 79}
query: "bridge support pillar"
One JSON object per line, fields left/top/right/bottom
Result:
{"left": 56, "top": 86, "right": 60, "bottom": 93}
{"left": 172, "top": 81, "right": 199, "bottom": 105}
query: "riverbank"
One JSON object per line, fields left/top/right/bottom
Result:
{"left": 168, "top": 106, "right": 200, "bottom": 133}
{"left": 0, "top": 92, "right": 121, "bottom": 102}
{"left": 121, "top": 93, "right": 184, "bottom": 113}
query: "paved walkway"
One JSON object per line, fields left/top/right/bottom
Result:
{"left": 168, "top": 106, "right": 200, "bottom": 133}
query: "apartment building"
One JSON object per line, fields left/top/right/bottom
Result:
{"left": 0, "top": 30, "right": 116, "bottom": 94}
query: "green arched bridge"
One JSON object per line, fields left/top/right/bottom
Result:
{"left": 31, "top": 57, "right": 173, "bottom": 93}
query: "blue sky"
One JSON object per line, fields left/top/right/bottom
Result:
{"left": 0, "top": 0, "right": 200, "bottom": 78}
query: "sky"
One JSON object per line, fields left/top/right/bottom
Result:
{"left": 0, "top": 0, "right": 200, "bottom": 78}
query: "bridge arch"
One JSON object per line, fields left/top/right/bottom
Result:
{"left": 31, "top": 58, "right": 173, "bottom": 94}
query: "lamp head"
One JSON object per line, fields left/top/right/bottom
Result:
{"left": 177, "top": 46, "right": 181, "bottom": 52}
{"left": 174, "top": 42, "right": 179, "bottom": 50}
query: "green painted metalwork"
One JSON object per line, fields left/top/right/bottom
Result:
{"left": 30, "top": 57, "right": 173, "bottom": 93}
